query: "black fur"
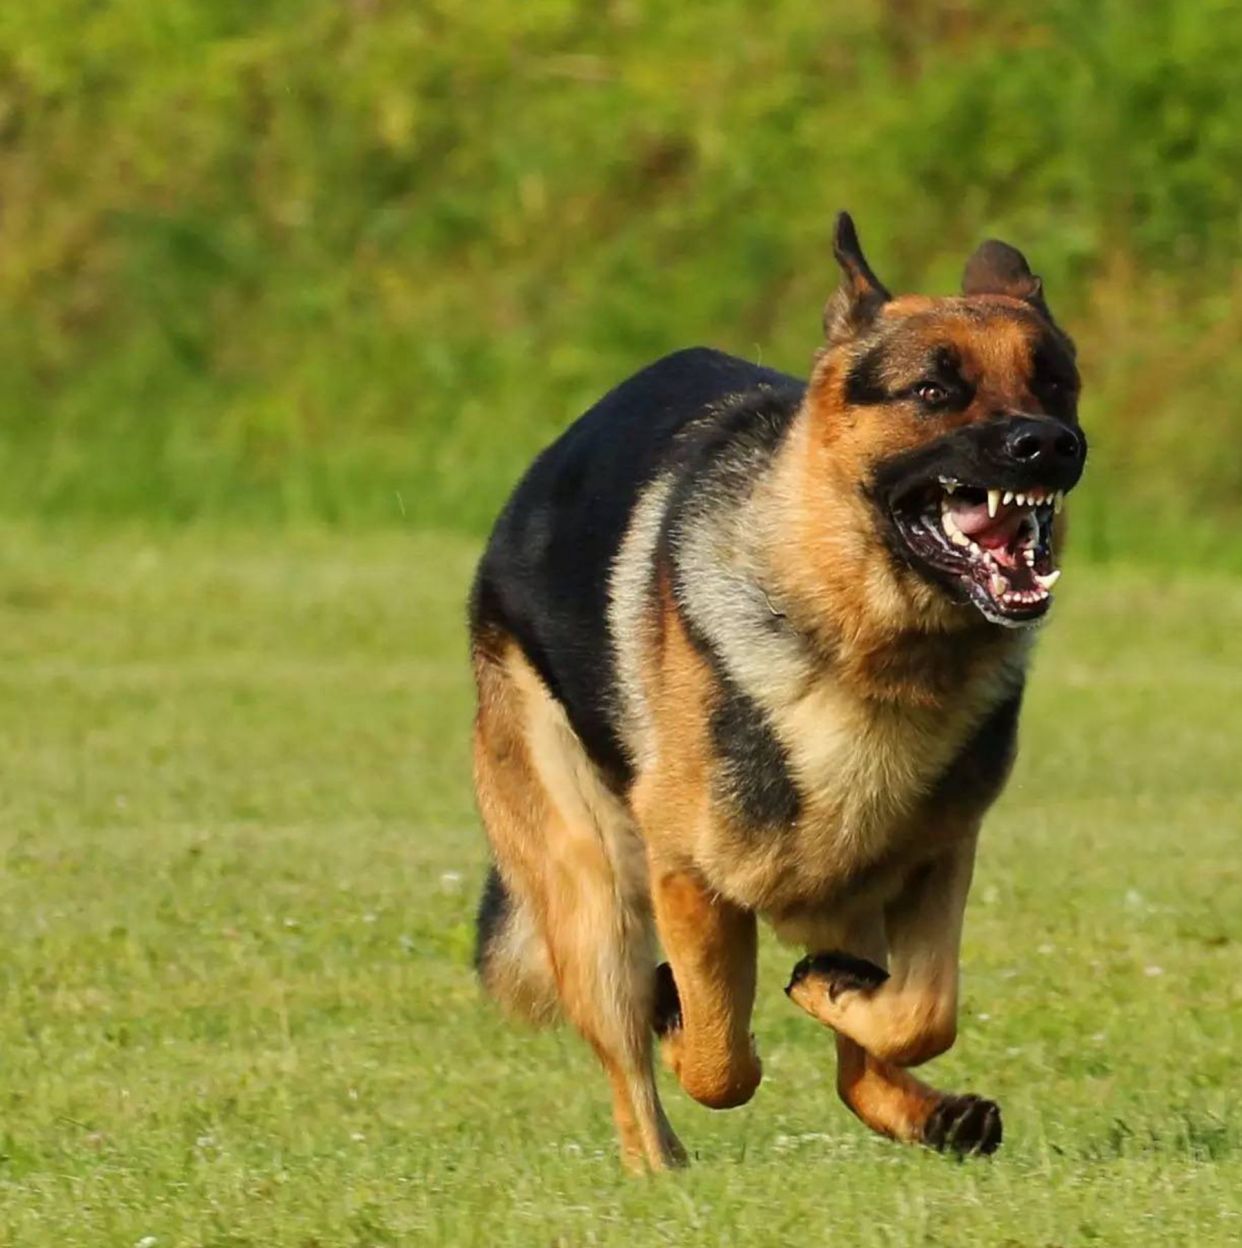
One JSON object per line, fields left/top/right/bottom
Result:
{"left": 473, "top": 865, "right": 509, "bottom": 975}
{"left": 786, "top": 950, "right": 890, "bottom": 1000}
{"left": 843, "top": 344, "right": 889, "bottom": 406}
{"left": 921, "top": 1094, "right": 1003, "bottom": 1156}
{"left": 905, "top": 345, "right": 975, "bottom": 413}
{"left": 470, "top": 348, "right": 805, "bottom": 790}
{"left": 652, "top": 962, "right": 682, "bottom": 1037}
{"left": 1029, "top": 333, "right": 1082, "bottom": 422}
{"left": 845, "top": 342, "right": 976, "bottom": 413}
{"left": 661, "top": 386, "right": 804, "bottom": 572}
{"left": 654, "top": 383, "right": 805, "bottom": 828}
{"left": 930, "top": 687, "right": 1024, "bottom": 816}
{"left": 709, "top": 671, "right": 801, "bottom": 829}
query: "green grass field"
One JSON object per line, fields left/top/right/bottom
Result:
{"left": 2, "top": 525, "right": 1240, "bottom": 1246}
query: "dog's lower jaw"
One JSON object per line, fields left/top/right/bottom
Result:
{"left": 890, "top": 552, "right": 1050, "bottom": 638}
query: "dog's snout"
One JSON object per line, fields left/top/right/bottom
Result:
{"left": 1003, "top": 418, "right": 1083, "bottom": 470}
{"left": 1055, "top": 429, "right": 1082, "bottom": 459}
{"left": 1007, "top": 428, "right": 1043, "bottom": 461}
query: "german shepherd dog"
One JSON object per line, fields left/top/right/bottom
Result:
{"left": 469, "top": 214, "right": 1086, "bottom": 1171}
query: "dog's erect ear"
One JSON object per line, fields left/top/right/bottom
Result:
{"left": 823, "top": 211, "right": 891, "bottom": 343}
{"left": 961, "top": 239, "right": 1053, "bottom": 320}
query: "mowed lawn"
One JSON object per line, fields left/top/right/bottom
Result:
{"left": 1, "top": 525, "right": 1240, "bottom": 1247}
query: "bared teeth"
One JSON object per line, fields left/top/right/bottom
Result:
{"left": 940, "top": 500, "right": 972, "bottom": 547}
{"left": 1001, "top": 585, "right": 1050, "bottom": 605}
{"left": 989, "top": 571, "right": 1007, "bottom": 598}
{"left": 1035, "top": 568, "right": 1062, "bottom": 590}
{"left": 968, "top": 484, "right": 1063, "bottom": 518}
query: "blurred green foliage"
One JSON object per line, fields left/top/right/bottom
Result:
{"left": 1, "top": 0, "right": 1240, "bottom": 556}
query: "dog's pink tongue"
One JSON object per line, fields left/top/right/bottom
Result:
{"left": 946, "top": 498, "right": 1025, "bottom": 550}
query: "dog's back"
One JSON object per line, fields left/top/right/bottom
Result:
{"left": 470, "top": 346, "right": 803, "bottom": 787}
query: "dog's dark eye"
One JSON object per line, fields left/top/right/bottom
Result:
{"left": 915, "top": 382, "right": 948, "bottom": 405}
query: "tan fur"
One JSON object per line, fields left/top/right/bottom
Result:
{"left": 472, "top": 639, "right": 684, "bottom": 1171}
{"left": 625, "top": 582, "right": 769, "bottom": 1112}
{"left": 782, "top": 839, "right": 976, "bottom": 1066}
{"left": 652, "top": 869, "right": 761, "bottom": 1109}
{"left": 625, "top": 410, "right": 1029, "bottom": 917}
{"left": 835, "top": 1035, "right": 944, "bottom": 1143}
{"left": 608, "top": 474, "right": 675, "bottom": 771}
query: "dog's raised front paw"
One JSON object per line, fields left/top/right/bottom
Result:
{"left": 785, "top": 950, "right": 889, "bottom": 1003}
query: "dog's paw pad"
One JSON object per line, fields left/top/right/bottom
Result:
{"left": 652, "top": 961, "right": 682, "bottom": 1038}
{"left": 922, "top": 1094, "right": 1003, "bottom": 1157}
{"left": 785, "top": 950, "right": 889, "bottom": 1002}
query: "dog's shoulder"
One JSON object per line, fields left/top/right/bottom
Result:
{"left": 473, "top": 348, "right": 800, "bottom": 605}
{"left": 470, "top": 347, "right": 803, "bottom": 785}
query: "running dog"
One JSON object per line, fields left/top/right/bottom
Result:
{"left": 468, "top": 214, "right": 1086, "bottom": 1170}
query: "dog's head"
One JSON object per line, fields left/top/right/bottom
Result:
{"left": 803, "top": 212, "right": 1086, "bottom": 630}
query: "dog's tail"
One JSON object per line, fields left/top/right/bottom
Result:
{"left": 474, "top": 864, "right": 561, "bottom": 1026}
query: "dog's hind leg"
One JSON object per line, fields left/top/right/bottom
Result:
{"left": 472, "top": 641, "right": 685, "bottom": 1172}
{"left": 474, "top": 865, "right": 560, "bottom": 1026}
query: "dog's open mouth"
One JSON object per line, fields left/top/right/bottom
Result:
{"left": 892, "top": 480, "right": 1068, "bottom": 626}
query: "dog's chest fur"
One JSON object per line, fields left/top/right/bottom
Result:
{"left": 702, "top": 652, "right": 1020, "bottom": 913}
{"left": 608, "top": 419, "right": 1029, "bottom": 914}
{"left": 613, "top": 482, "right": 1026, "bottom": 912}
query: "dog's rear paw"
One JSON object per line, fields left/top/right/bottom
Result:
{"left": 653, "top": 961, "right": 682, "bottom": 1037}
{"left": 921, "top": 1093, "right": 1003, "bottom": 1156}
{"left": 785, "top": 950, "right": 889, "bottom": 1003}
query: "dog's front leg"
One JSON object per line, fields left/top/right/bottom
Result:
{"left": 787, "top": 838, "right": 976, "bottom": 1065}
{"left": 785, "top": 837, "right": 1003, "bottom": 1154}
{"left": 650, "top": 865, "right": 763, "bottom": 1110}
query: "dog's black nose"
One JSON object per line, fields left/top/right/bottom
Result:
{"left": 1004, "top": 418, "right": 1083, "bottom": 469}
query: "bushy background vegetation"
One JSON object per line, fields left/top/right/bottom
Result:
{"left": 2, "top": 0, "right": 1240, "bottom": 545}
{"left": 3, "top": 9, "right": 1241, "bottom": 1242}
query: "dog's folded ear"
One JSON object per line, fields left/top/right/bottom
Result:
{"left": 823, "top": 211, "right": 891, "bottom": 344}
{"left": 961, "top": 240, "right": 1052, "bottom": 320}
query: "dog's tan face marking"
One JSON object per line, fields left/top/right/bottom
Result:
{"left": 838, "top": 297, "right": 1076, "bottom": 421}
{"left": 810, "top": 299, "right": 1079, "bottom": 476}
